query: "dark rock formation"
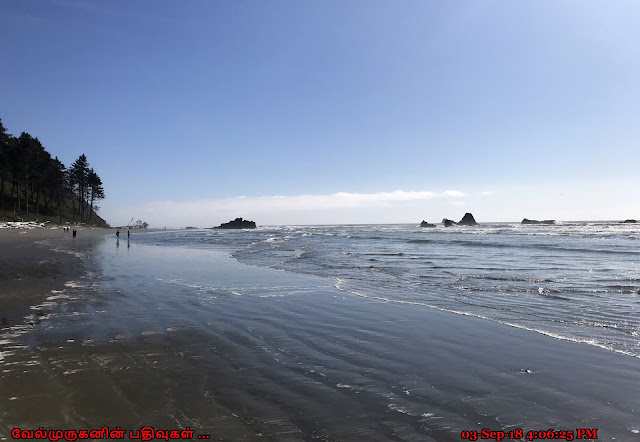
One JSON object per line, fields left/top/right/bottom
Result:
{"left": 457, "top": 213, "right": 478, "bottom": 226}
{"left": 522, "top": 218, "right": 556, "bottom": 225}
{"left": 442, "top": 218, "right": 456, "bottom": 227}
{"left": 420, "top": 220, "right": 436, "bottom": 228}
{"left": 215, "top": 218, "right": 257, "bottom": 229}
{"left": 621, "top": 219, "right": 638, "bottom": 224}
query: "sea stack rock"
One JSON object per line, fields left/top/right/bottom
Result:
{"left": 457, "top": 213, "right": 478, "bottom": 226}
{"left": 522, "top": 218, "right": 556, "bottom": 225}
{"left": 215, "top": 217, "right": 257, "bottom": 229}
{"left": 420, "top": 220, "right": 436, "bottom": 228}
{"left": 442, "top": 218, "right": 456, "bottom": 227}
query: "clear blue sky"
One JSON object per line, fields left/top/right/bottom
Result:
{"left": 1, "top": 0, "right": 639, "bottom": 226}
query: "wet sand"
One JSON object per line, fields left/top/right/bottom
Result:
{"left": 1, "top": 233, "right": 640, "bottom": 440}
{"left": 0, "top": 227, "right": 113, "bottom": 326}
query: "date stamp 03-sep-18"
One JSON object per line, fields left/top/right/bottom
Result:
{"left": 461, "top": 428, "right": 598, "bottom": 441}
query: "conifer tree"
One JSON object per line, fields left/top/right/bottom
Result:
{"left": 0, "top": 117, "right": 107, "bottom": 225}
{"left": 87, "top": 168, "right": 105, "bottom": 223}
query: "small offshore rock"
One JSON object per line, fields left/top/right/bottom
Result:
{"left": 214, "top": 218, "right": 257, "bottom": 229}
{"left": 522, "top": 218, "right": 556, "bottom": 225}
{"left": 457, "top": 213, "right": 478, "bottom": 226}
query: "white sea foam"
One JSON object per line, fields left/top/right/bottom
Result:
{"left": 0, "top": 221, "right": 50, "bottom": 229}
{"left": 333, "top": 278, "right": 640, "bottom": 359}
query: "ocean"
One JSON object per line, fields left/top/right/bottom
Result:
{"left": 138, "top": 222, "right": 640, "bottom": 359}
{"left": 3, "top": 222, "right": 640, "bottom": 440}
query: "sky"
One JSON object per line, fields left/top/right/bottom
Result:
{"left": 1, "top": 0, "right": 639, "bottom": 227}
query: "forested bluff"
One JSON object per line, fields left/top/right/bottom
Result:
{"left": 0, "top": 117, "right": 109, "bottom": 227}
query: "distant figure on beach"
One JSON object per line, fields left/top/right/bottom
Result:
{"left": 116, "top": 229, "right": 120, "bottom": 238}
{"left": 72, "top": 229, "right": 76, "bottom": 238}
{"left": 127, "top": 230, "right": 130, "bottom": 238}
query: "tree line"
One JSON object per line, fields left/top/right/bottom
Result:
{"left": 0, "top": 118, "right": 106, "bottom": 224}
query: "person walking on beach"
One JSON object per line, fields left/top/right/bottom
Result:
{"left": 116, "top": 229, "right": 120, "bottom": 238}
{"left": 72, "top": 229, "right": 76, "bottom": 238}
{"left": 127, "top": 230, "right": 130, "bottom": 239}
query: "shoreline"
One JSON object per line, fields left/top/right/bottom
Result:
{"left": 0, "top": 227, "right": 177, "bottom": 328}
{"left": 2, "top": 230, "right": 640, "bottom": 439}
{"left": 0, "top": 227, "right": 114, "bottom": 326}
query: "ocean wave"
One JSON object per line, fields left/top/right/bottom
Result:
{"left": 334, "top": 279, "right": 640, "bottom": 359}
{"left": 193, "top": 224, "right": 640, "bottom": 360}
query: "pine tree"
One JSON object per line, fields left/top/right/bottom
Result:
{"left": 87, "top": 168, "right": 105, "bottom": 223}
{"left": 69, "top": 154, "right": 89, "bottom": 222}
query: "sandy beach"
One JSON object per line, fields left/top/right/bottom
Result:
{"left": 4, "top": 1, "right": 639, "bottom": 439}
{"left": 1, "top": 229, "right": 639, "bottom": 440}
{"left": 0, "top": 227, "right": 113, "bottom": 327}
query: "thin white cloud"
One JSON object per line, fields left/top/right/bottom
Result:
{"left": 106, "top": 189, "right": 465, "bottom": 227}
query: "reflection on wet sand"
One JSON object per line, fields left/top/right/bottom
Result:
{"left": 2, "top": 234, "right": 640, "bottom": 440}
